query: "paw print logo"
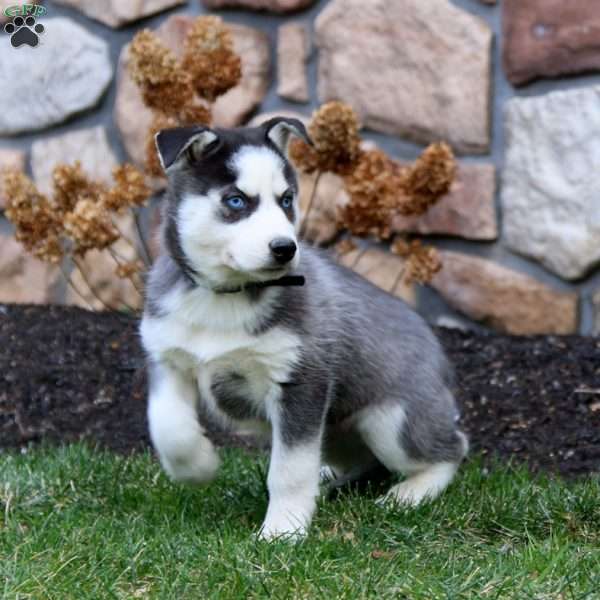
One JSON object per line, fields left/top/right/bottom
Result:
{"left": 4, "top": 15, "right": 44, "bottom": 48}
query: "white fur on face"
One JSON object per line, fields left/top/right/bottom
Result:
{"left": 177, "top": 145, "right": 299, "bottom": 287}
{"left": 226, "top": 145, "right": 299, "bottom": 275}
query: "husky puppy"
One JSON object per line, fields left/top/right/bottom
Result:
{"left": 140, "top": 117, "right": 468, "bottom": 540}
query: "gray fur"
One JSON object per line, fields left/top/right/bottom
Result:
{"left": 142, "top": 122, "right": 467, "bottom": 514}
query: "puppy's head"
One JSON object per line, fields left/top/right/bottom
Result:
{"left": 156, "top": 118, "right": 311, "bottom": 288}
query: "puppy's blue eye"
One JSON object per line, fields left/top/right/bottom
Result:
{"left": 225, "top": 196, "right": 246, "bottom": 210}
{"left": 281, "top": 193, "right": 294, "bottom": 209}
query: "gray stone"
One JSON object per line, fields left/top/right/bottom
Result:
{"left": 0, "top": 148, "right": 26, "bottom": 210}
{"left": 430, "top": 251, "right": 579, "bottom": 335}
{"left": 503, "top": 86, "right": 600, "bottom": 280}
{"left": 31, "top": 126, "right": 118, "bottom": 195}
{"left": 315, "top": 0, "right": 493, "bottom": 154}
{"left": 52, "top": 0, "right": 186, "bottom": 28}
{"left": 277, "top": 23, "right": 310, "bottom": 103}
{"left": 0, "top": 18, "right": 112, "bottom": 135}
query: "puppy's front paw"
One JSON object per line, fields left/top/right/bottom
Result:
{"left": 258, "top": 505, "right": 310, "bottom": 542}
{"left": 258, "top": 520, "right": 307, "bottom": 543}
{"left": 161, "top": 437, "right": 220, "bottom": 485}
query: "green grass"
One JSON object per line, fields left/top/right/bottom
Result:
{"left": 1, "top": 445, "right": 599, "bottom": 600}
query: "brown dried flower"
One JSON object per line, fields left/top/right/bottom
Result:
{"left": 178, "top": 102, "right": 212, "bottom": 127}
{"left": 115, "top": 259, "right": 144, "bottom": 279}
{"left": 129, "top": 29, "right": 194, "bottom": 115}
{"left": 104, "top": 164, "right": 151, "bottom": 212}
{"left": 398, "top": 142, "right": 455, "bottom": 216}
{"left": 334, "top": 237, "right": 357, "bottom": 257}
{"left": 181, "top": 16, "right": 242, "bottom": 102}
{"left": 339, "top": 149, "right": 403, "bottom": 239}
{"left": 53, "top": 162, "right": 105, "bottom": 216}
{"left": 392, "top": 238, "right": 442, "bottom": 285}
{"left": 64, "top": 198, "right": 119, "bottom": 255}
{"left": 290, "top": 101, "right": 361, "bottom": 175}
{"left": 3, "top": 170, "right": 64, "bottom": 263}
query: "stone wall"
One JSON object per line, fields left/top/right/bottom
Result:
{"left": 1, "top": 0, "right": 600, "bottom": 335}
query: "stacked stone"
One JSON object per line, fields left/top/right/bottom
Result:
{"left": 0, "top": 0, "right": 599, "bottom": 334}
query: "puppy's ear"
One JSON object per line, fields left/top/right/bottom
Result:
{"left": 154, "top": 126, "right": 219, "bottom": 171}
{"left": 262, "top": 117, "right": 313, "bottom": 155}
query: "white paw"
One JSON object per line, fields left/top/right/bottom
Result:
{"left": 161, "top": 437, "right": 220, "bottom": 485}
{"left": 377, "top": 463, "right": 458, "bottom": 507}
{"left": 258, "top": 520, "right": 307, "bottom": 542}
{"left": 258, "top": 504, "right": 311, "bottom": 542}
{"left": 376, "top": 480, "right": 431, "bottom": 507}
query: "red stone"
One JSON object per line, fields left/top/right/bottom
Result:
{"left": 503, "top": 0, "right": 600, "bottom": 86}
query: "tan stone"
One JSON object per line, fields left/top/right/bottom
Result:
{"left": 0, "top": 234, "right": 60, "bottom": 304}
{"left": 0, "top": 148, "right": 26, "bottom": 210}
{"left": 52, "top": 0, "right": 185, "bottom": 28}
{"left": 338, "top": 246, "right": 415, "bottom": 306}
{"left": 430, "top": 251, "right": 578, "bottom": 335}
{"left": 277, "top": 23, "right": 309, "bottom": 103}
{"left": 114, "top": 15, "right": 270, "bottom": 169}
{"left": 392, "top": 164, "right": 497, "bottom": 241}
{"left": 315, "top": 0, "right": 493, "bottom": 154}
{"left": 201, "top": 0, "right": 316, "bottom": 12}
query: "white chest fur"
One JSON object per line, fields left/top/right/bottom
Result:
{"left": 141, "top": 287, "right": 301, "bottom": 426}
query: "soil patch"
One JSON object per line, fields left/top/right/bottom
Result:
{"left": 1, "top": 304, "right": 598, "bottom": 478}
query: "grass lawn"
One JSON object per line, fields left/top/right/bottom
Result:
{"left": 1, "top": 445, "right": 599, "bottom": 599}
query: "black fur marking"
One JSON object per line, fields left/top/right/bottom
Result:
{"left": 210, "top": 372, "right": 256, "bottom": 420}
{"left": 278, "top": 377, "right": 331, "bottom": 446}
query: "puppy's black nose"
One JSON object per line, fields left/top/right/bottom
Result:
{"left": 269, "top": 238, "right": 297, "bottom": 264}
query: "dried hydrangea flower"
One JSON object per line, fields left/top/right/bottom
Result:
{"left": 64, "top": 198, "right": 119, "bottom": 255}
{"left": 2, "top": 170, "right": 64, "bottom": 263}
{"left": 334, "top": 237, "right": 357, "bottom": 256}
{"left": 129, "top": 29, "right": 194, "bottom": 115}
{"left": 392, "top": 238, "right": 442, "bottom": 285}
{"left": 181, "top": 16, "right": 242, "bottom": 102}
{"left": 398, "top": 142, "right": 455, "bottom": 216}
{"left": 53, "top": 162, "right": 105, "bottom": 216}
{"left": 104, "top": 164, "right": 151, "bottom": 212}
{"left": 290, "top": 101, "right": 361, "bottom": 175}
{"left": 178, "top": 103, "right": 212, "bottom": 127}
{"left": 115, "top": 260, "right": 144, "bottom": 279}
{"left": 339, "top": 149, "right": 403, "bottom": 239}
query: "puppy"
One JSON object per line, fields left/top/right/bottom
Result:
{"left": 140, "top": 117, "right": 468, "bottom": 540}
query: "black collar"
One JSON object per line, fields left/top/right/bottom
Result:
{"left": 214, "top": 275, "right": 305, "bottom": 295}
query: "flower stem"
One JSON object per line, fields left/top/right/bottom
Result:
{"left": 299, "top": 171, "right": 322, "bottom": 241}
{"left": 72, "top": 256, "right": 115, "bottom": 312}
{"left": 59, "top": 264, "right": 93, "bottom": 310}
{"left": 130, "top": 207, "right": 152, "bottom": 267}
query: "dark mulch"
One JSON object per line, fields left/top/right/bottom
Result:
{"left": 1, "top": 304, "right": 599, "bottom": 478}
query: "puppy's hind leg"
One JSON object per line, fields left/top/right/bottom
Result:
{"left": 147, "top": 361, "right": 220, "bottom": 485}
{"left": 356, "top": 400, "right": 467, "bottom": 507}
